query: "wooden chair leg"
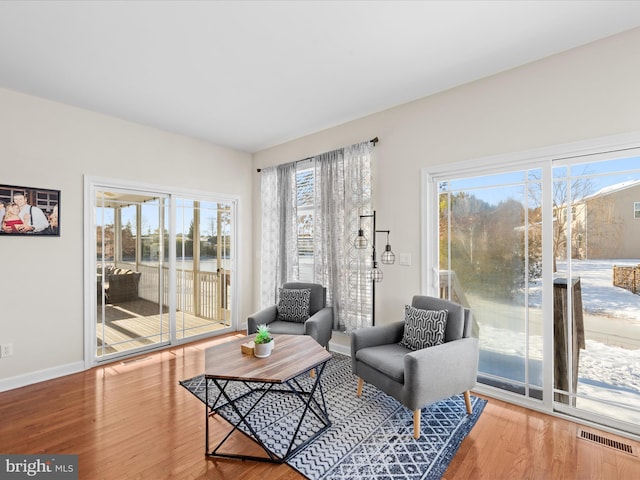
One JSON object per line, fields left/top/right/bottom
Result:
{"left": 356, "top": 378, "right": 364, "bottom": 397}
{"left": 310, "top": 368, "right": 316, "bottom": 378}
{"left": 464, "top": 390, "right": 472, "bottom": 414}
{"left": 413, "top": 410, "right": 421, "bottom": 439}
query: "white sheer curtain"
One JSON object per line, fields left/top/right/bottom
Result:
{"left": 259, "top": 141, "right": 373, "bottom": 331}
{"left": 313, "top": 148, "right": 344, "bottom": 328}
{"left": 340, "top": 142, "right": 373, "bottom": 332}
{"left": 259, "top": 162, "right": 298, "bottom": 307}
{"left": 313, "top": 141, "right": 372, "bottom": 332}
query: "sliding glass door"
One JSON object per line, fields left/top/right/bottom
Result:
{"left": 552, "top": 155, "right": 640, "bottom": 429}
{"left": 88, "top": 180, "right": 237, "bottom": 363}
{"left": 95, "top": 190, "right": 168, "bottom": 358}
{"left": 438, "top": 170, "right": 543, "bottom": 401}
{"left": 175, "top": 198, "right": 233, "bottom": 340}
{"left": 428, "top": 147, "right": 640, "bottom": 435}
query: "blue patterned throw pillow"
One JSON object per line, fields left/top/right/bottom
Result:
{"left": 399, "top": 305, "right": 448, "bottom": 350}
{"left": 277, "top": 288, "right": 311, "bottom": 323}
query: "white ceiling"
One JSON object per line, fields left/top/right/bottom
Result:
{"left": 1, "top": 1, "right": 640, "bottom": 153}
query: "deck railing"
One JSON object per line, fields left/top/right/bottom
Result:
{"left": 119, "top": 262, "right": 229, "bottom": 321}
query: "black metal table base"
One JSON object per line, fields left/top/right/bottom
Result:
{"left": 205, "top": 361, "right": 331, "bottom": 463}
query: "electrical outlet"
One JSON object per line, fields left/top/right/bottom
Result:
{"left": 1, "top": 344, "right": 13, "bottom": 358}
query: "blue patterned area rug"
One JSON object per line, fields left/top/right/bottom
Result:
{"left": 180, "top": 353, "right": 486, "bottom": 480}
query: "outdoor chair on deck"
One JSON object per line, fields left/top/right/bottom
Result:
{"left": 350, "top": 295, "right": 479, "bottom": 438}
{"left": 247, "top": 282, "right": 333, "bottom": 348}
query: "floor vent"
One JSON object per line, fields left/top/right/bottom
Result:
{"left": 577, "top": 429, "right": 636, "bottom": 456}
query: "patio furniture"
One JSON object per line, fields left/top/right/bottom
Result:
{"left": 98, "top": 266, "right": 141, "bottom": 303}
{"left": 350, "top": 295, "right": 479, "bottom": 438}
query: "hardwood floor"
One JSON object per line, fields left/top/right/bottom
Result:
{"left": 1, "top": 333, "right": 638, "bottom": 479}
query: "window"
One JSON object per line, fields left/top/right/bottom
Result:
{"left": 634, "top": 201, "right": 640, "bottom": 219}
{"left": 260, "top": 140, "right": 373, "bottom": 331}
{"left": 296, "top": 164, "right": 315, "bottom": 282}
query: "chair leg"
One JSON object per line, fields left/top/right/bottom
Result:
{"left": 310, "top": 368, "right": 316, "bottom": 378}
{"left": 413, "top": 410, "right": 421, "bottom": 439}
{"left": 464, "top": 390, "right": 472, "bottom": 414}
{"left": 356, "top": 378, "right": 364, "bottom": 397}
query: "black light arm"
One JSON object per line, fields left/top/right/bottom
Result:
{"left": 355, "top": 210, "right": 395, "bottom": 325}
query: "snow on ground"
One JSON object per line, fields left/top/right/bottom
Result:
{"left": 556, "top": 259, "right": 640, "bottom": 318}
{"left": 476, "top": 259, "right": 640, "bottom": 422}
{"left": 526, "top": 259, "right": 640, "bottom": 318}
{"left": 577, "top": 338, "right": 640, "bottom": 423}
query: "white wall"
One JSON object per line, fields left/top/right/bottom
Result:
{"left": 0, "top": 88, "right": 253, "bottom": 387}
{"left": 252, "top": 28, "right": 640, "bottom": 325}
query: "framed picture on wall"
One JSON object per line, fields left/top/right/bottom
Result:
{"left": 0, "top": 184, "right": 60, "bottom": 236}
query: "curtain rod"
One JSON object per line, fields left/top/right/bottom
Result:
{"left": 256, "top": 136, "right": 379, "bottom": 172}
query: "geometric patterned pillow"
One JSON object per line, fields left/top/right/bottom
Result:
{"left": 276, "top": 288, "right": 311, "bottom": 323}
{"left": 398, "top": 305, "right": 448, "bottom": 351}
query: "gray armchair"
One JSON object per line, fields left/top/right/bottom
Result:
{"left": 247, "top": 282, "right": 333, "bottom": 348}
{"left": 351, "top": 295, "right": 479, "bottom": 438}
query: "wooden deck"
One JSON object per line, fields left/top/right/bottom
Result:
{"left": 96, "top": 298, "right": 230, "bottom": 355}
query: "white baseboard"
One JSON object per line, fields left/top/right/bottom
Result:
{"left": 329, "top": 341, "right": 351, "bottom": 356}
{"left": 0, "top": 337, "right": 349, "bottom": 393}
{"left": 0, "top": 361, "right": 85, "bottom": 392}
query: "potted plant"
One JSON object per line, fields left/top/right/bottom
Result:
{"left": 253, "top": 324, "right": 274, "bottom": 358}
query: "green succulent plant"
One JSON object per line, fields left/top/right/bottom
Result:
{"left": 254, "top": 324, "right": 273, "bottom": 344}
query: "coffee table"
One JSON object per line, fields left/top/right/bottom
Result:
{"left": 203, "top": 334, "right": 332, "bottom": 463}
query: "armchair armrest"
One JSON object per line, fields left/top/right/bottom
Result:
{"left": 304, "top": 307, "right": 333, "bottom": 347}
{"left": 403, "top": 337, "right": 479, "bottom": 410}
{"left": 351, "top": 321, "right": 404, "bottom": 372}
{"left": 351, "top": 322, "right": 405, "bottom": 352}
{"left": 247, "top": 305, "right": 278, "bottom": 334}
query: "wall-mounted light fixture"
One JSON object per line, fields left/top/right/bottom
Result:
{"left": 354, "top": 210, "right": 394, "bottom": 325}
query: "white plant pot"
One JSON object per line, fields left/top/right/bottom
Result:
{"left": 254, "top": 339, "right": 274, "bottom": 358}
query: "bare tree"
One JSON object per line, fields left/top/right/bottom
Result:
{"left": 528, "top": 167, "right": 596, "bottom": 271}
